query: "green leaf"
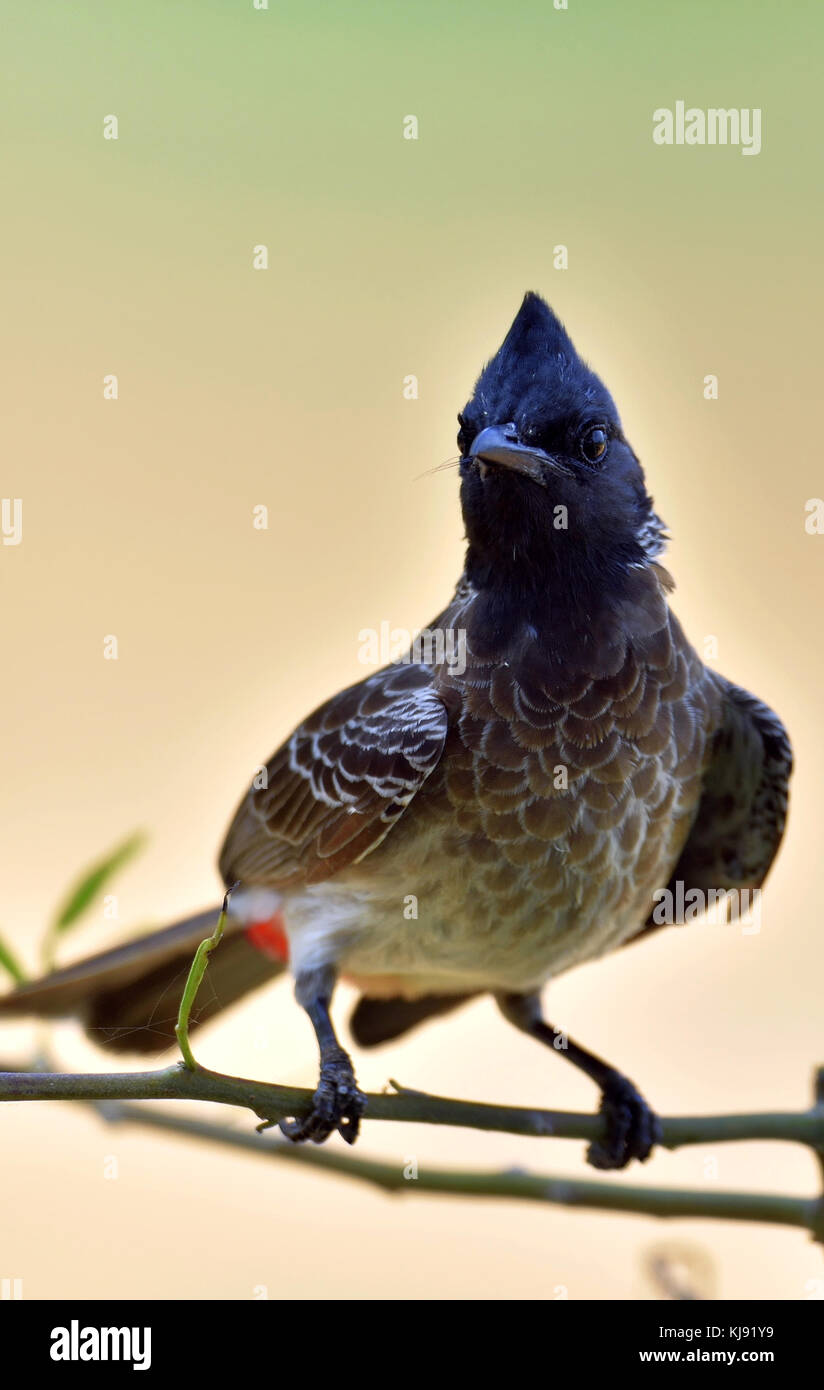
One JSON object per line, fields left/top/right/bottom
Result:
{"left": 53, "top": 831, "right": 148, "bottom": 933}
{"left": 0, "top": 933, "right": 26, "bottom": 984}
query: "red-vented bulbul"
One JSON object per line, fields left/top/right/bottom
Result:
{"left": 0, "top": 294, "right": 792, "bottom": 1169}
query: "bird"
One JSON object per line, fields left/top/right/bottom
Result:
{"left": 0, "top": 293, "right": 792, "bottom": 1169}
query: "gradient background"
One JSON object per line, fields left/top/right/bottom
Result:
{"left": 2, "top": 1, "right": 822, "bottom": 1300}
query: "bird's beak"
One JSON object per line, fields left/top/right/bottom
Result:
{"left": 468, "top": 423, "right": 557, "bottom": 487}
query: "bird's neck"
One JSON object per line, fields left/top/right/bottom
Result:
{"left": 457, "top": 554, "right": 669, "bottom": 673}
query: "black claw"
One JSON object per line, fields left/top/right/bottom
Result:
{"left": 279, "top": 1057, "right": 366, "bottom": 1146}
{"left": 587, "top": 1075, "right": 661, "bottom": 1171}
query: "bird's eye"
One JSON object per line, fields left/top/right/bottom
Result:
{"left": 579, "top": 425, "right": 608, "bottom": 465}
{"left": 457, "top": 412, "right": 472, "bottom": 456}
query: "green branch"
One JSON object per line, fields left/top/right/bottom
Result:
{"left": 0, "top": 1060, "right": 821, "bottom": 1150}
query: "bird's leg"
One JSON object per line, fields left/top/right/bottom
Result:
{"left": 279, "top": 966, "right": 366, "bottom": 1145}
{"left": 497, "top": 991, "right": 662, "bottom": 1170}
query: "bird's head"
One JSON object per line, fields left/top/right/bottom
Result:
{"left": 458, "top": 293, "right": 664, "bottom": 617}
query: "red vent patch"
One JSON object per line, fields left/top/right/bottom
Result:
{"left": 244, "top": 914, "right": 290, "bottom": 963}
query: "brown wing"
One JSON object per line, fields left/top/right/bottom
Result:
{"left": 630, "top": 677, "right": 791, "bottom": 939}
{"left": 218, "top": 661, "right": 450, "bottom": 889}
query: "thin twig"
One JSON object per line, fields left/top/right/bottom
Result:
{"left": 89, "top": 1101, "right": 822, "bottom": 1236}
{"left": 174, "top": 885, "right": 236, "bottom": 1069}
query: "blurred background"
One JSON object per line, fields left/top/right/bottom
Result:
{"left": 2, "top": 0, "right": 822, "bottom": 1299}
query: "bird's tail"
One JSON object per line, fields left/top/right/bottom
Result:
{"left": 0, "top": 901, "right": 289, "bottom": 1055}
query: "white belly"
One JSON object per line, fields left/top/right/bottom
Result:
{"left": 280, "top": 815, "right": 683, "bottom": 997}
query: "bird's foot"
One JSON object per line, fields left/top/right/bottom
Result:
{"left": 279, "top": 1050, "right": 366, "bottom": 1146}
{"left": 587, "top": 1074, "right": 661, "bottom": 1170}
